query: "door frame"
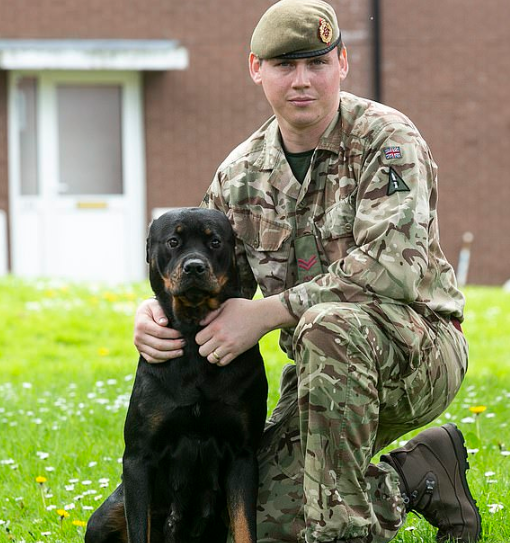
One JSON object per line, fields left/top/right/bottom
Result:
{"left": 7, "top": 69, "right": 147, "bottom": 281}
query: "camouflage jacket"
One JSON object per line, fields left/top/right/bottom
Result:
{"left": 202, "top": 91, "right": 464, "bottom": 356}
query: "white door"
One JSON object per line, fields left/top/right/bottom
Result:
{"left": 8, "top": 71, "right": 146, "bottom": 282}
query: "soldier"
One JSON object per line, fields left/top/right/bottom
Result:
{"left": 134, "top": 0, "right": 481, "bottom": 541}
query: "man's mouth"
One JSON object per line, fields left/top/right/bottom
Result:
{"left": 288, "top": 96, "right": 315, "bottom": 106}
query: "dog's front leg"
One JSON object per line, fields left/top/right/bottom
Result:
{"left": 123, "top": 453, "right": 152, "bottom": 543}
{"left": 225, "top": 451, "right": 259, "bottom": 543}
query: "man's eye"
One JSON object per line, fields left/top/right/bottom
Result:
{"left": 166, "top": 238, "right": 180, "bottom": 248}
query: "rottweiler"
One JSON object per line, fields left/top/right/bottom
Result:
{"left": 85, "top": 208, "right": 268, "bottom": 543}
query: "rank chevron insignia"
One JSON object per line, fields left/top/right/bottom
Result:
{"left": 297, "top": 255, "right": 318, "bottom": 271}
{"left": 387, "top": 167, "right": 410, "bottom": 196}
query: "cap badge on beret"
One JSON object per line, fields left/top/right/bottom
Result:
{"left": 318, "top": 18, "right": 333, "bottom": 44}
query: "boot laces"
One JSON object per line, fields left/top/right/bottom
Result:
{"left": 403, "top": 477, "right": 436, "bottom": 518}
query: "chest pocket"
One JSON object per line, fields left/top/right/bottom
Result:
{"left": 229, "top": 207, "right": 292, "bottom": 296}
{"left": 313, "top": 195, "right": 356, "bottom": 265}
{"left": 314, "top": 194, "right": 356, "bottom": 240}
{"left": 230, "top": 207, "right": 291, "bottom": 251}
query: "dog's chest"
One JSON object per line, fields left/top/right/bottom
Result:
{"left": 139, "top": 357, "right": 245, "bottom": 440}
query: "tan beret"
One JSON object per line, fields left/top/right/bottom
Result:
{"left": 251, "top": 0, "right": 341, "bottom": 60}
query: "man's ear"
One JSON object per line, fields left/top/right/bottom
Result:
{"left": 339, "top": 46, "right": 349, "bottom": 82}
{"left": 249, "top": 52, "right": 263, "bottom": 85}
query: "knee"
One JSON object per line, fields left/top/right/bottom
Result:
{"left": 293, "top": 303, "right": 355, "bottom": 350}
{"left": 292, "top": 303, "right": 376, "bottom": 370}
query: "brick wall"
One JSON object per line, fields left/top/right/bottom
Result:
{"left": 381, "top": 0, "right": 510, "bottom": 284}
{"left": 143, "top": 0, "right": 376, "bottom": 211}
{"left": 1, "top": 0, "right": 508, "bottom": 284}
{"left": 0, "top": 0, "right": 374, "bottom": 212}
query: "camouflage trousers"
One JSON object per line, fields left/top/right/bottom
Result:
{"left": 252, "top": 301, "right": 468, "bottom": 543}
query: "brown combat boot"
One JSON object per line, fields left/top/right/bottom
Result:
{"left": 381, "top": 423, "right": 481, "bottom": 542}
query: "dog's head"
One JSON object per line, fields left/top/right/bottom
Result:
{"left": 146, "top": 208, "right": 239, "bottom": 329}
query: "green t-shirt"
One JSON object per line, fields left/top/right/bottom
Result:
{"left": 285, "top": 148, "right": 314, "bottom": 183}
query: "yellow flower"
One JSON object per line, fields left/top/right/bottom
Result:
{"left": 56, "top": 509, "right": 70, "bottom": 519}
{"left": 469, "top": 405, "right": 487, "bottom": 415}
{"left": 98, "top": 347, "right": 110, "bottom": 357}
{"left": 72, "top": 520, "right": 87, "bottom": 527}
{"left": 103, "top": 292, "right": 118, "bottom": 302}
{"left": 35, "top": 476, "right": 47, "bottom": 484}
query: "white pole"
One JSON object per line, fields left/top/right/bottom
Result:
{"left": 456, "top": 232, "right": 474, "bottom": 288}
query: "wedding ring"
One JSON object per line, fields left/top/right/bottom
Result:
{"left": 213, "top": 350, "right": 221, "bottom": 362}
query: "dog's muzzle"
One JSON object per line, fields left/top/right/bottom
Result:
{"left": 182, "top": 258, "right": 208, "bottom": 277}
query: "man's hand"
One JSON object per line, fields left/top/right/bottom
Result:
{"left": 133, "top": 298, "right": 186, "bottom": 363}
{"left": 195, "top": 296, "right": 296, "bottom": 367}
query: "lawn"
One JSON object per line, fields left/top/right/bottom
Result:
{"left": 0, "top": 277, "right": 508, "bottom": 542}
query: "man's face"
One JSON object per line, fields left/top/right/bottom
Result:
{"left": 249, "top": 48, "right": 348, "bottom": 137}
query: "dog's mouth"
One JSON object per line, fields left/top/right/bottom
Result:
{"left": 164, "top": 274, "right": 225, "bottom": 325}
{"left": 164, "top": 275, "right": 218, "bottom": 298}
{"left": 162, "top": 257, "right": 227, "bottom": 308}
{"left": 172, "top": 285, "right": 220, "bottom": 307}
{"left": 154, "top": 255, "right": 231, "bottom": 326}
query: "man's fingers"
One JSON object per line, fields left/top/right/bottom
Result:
{"left": 138, "top": 337, "right": 185, "bottom": 363}
{"left": 140, "top": 345, "right": 184, "bottom": 364}
{"left": 150, "top": 299, "right": 168, "bottom": 326}
{"left": 140, "top": 320, "right": 181, "bottom": 340}
{"left": 199, "top": 307, "right": 221, "bottom": 327}
{"left": 133, "top": 297, "right": 185, "bottom": 362}
{"left": 206, "top": 350, "right": 233, "bottom": 367}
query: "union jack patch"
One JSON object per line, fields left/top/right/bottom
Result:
{"left": 384, "top": 146, "right": 402, "bottom": 160}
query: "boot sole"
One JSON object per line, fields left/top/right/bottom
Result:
{"left": 439, "top": 423, "right": 482, "bottom": 543}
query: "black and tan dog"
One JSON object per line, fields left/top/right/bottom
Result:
{"left": 85, "top": 208, "right": 268, "bottom": 543}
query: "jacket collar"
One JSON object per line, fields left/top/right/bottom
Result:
{"left": 254, "top": 106, "right": 342, "bottom": 173}
{"left": 251, "top": 102, "right": 343, "bottom": 199}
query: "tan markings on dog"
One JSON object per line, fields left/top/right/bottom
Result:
{"left": 218, "top": 273, "right": 229, "bottom": 287}
{"left": 204, "top": 227, "right": 212, "bottom": 236}
{"left": 147, "top": 410, "right": 166, "bottom": 432}
{"left": 147, "top": 505, "right": 151, "bottom": 543}
{"left": 163, "top": 272, "right": 181, "bottom": 295}
{"left": 108, "top": 501, "right": 128, "bottom": 542}
{"left": 172, "top": 297, "right": 185, "bottom": 319}
{"left": 163, "top": 276, "right": 172, "bottom": 293}
{"left": 174, "top": 295, "right": 220, "bottom": 311}
{"left": 207, "top": 297, "right": 221, "bottom": 310}
{"left": 230, "top": 501, "right": 252, "bottom": 543}
{"left": 174, "top": 296, "right": 195, "bottom": 308}
{"left": 175, "top": 224, "right": 183, "bottom": 233}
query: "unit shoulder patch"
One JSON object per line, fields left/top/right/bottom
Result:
{"left": 387, "top": 167, "right": 410, "bottom": 196}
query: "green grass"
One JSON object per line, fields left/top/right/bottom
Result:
{"left": 0, "top": 278, "right": 509, "bottom": 542}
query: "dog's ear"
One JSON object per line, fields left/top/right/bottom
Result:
{"left": 146, "top": 220, "right": 154, "bottom": 264}
{"left": 226, "top": 240, "right": 242, "bottom": 296}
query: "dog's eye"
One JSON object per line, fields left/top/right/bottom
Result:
{"left": 210, "top": 238, "right": 222, "bottom": 249}
{"left": 166, "top": 238, "right": 180, "bottom": 249}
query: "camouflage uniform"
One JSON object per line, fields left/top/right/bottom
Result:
{"left": 202, "top": 91, "right": 468, "bottom": 542}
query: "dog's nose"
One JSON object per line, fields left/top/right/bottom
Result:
{"left": 183, "top": 259, "right": 207, "bottom": 276}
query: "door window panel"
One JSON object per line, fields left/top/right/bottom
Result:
{"left": 57, "top": 84, "right": 123, "bottom": 195}
{"left": 18, "top": 77, "right": 39, "bottom": 196}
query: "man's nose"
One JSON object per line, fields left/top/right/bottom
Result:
{"left": 292, "top": 64, "right": 311, "bottom": 87}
